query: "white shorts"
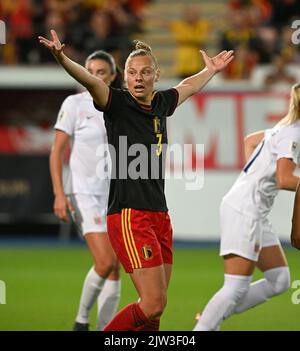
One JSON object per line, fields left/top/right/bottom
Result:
{"left": 68, "top": 194, "right": 108, "bottom": 236}
{"left": 219, "top": 201, "right": 280, "bottom": 261}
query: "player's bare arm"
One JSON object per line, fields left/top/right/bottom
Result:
{"left": 276, "top": 158, "right": 299, "bottom": 191}
{"left": 174, "top": 50, "right": 234, "bottom": 106}
{"left": 244, "top": 131, "right": 265, "bottom": 162}
{"left": 38, "top": 30, "right": 109, "bottom": 109}
{"left": 291, "top": 185, "right": 300, "bottom": 250}
{"left": 50, "top": 130, "right": 74, "bottom": 222}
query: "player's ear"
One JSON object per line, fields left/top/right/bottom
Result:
{"left": 110, "top": 72, "right": 117, "bottom": 84}
{"left": 155, "top": 69, "right": 160, "bottom": 82}
{"left": 124, "top": 72, "right": 128, "bottom": 87}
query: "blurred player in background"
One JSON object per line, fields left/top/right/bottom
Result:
{"left": 194, "top": 83, "right": 300, "bottom": 331}
{"left": 50, "top": 50, "right": 123, "bottom": 331}
{"left": 40, "top": 29, "right": 233, "bottom": 331}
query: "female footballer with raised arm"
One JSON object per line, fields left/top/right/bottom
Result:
{"left": 40, "top": 29, "right": 233, "bottom": 331}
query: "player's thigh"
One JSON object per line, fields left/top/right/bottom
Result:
{"left": 256, "top": 245, "right": 288, "bottom": 272}
{"left": 224, "top": 254, "right": 256, "bottom": 276}
{"left": 85, "top": 232, "right": 116, "bottom": 265}
{"left": 164, "top": 263, "right": 172, "bottom": 288}
{"left": 257, "top": 219, "right": 288, "bottom": 271}
{"left": 130, "top": 265, "right": 167, "bottom": 301}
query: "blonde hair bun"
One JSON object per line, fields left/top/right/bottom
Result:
{"left": 132, "top": 40, "right": 152, "bottom": 52}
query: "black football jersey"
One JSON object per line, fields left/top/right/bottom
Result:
{"left": 94, "top": 87, "right": 179, "bottom": 214}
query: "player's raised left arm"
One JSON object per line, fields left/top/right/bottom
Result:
{"left": 174, "top": 50, "right": 234, "bottom": 106}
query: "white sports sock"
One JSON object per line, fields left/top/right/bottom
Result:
{"left": 193, "top": 274, "right": 252, "bottom": 331}
{"left": 96, "top": 279, "right": 121, "bottom": 331}
{"left": 75, "top": 267, "right": 105, "bottom": 324}
{"left": 233, "top": 267, "right": 290, "bottom": 314}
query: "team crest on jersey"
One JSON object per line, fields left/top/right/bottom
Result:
{"left": 153, "top": 116, "right": 161, "bottom": 133}
{"left": 291, "top": 141, "right": 298, "bottom": 152}
{"left": 94, "top": 216, "right": 102, "bottom": 225}
{"left": 142, "top": 245, "right": 153, "bottom": 260}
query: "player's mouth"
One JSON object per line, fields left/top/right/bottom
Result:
{"left": 134, "top": 85, "right": 145, "bottom": 92}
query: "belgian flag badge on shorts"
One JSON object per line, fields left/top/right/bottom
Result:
{"left": 142, "top": 245, "right": 153, "bottom": 260}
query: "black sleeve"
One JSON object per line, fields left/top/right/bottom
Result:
{"left": 159, "top": 88, "right": 179, "bottom": 117}
{"left": 93, "top": 87, "right": 125, "bottom": 118}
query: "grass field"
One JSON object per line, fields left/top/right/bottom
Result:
{"left": 0, "top": 244, "right": 299, "bottom": 331}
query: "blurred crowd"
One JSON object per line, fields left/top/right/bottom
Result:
{"left": 1, "top": 0, "right": 300, "bottom": 151}
{"left": 1, "top": 0, "right": 300, "bottom": 84}
{"left": 168, "top": 0, "right": 300, "bottom": 82}
{"left": 0, "top": 0, "right": 151, "bottom": 66}
{"left": 220, "top": 0, "right": 300, "bottom": 81}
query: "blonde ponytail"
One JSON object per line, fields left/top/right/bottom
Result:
{"left": 278, "top": 83, "right": 300, "bottom": 126}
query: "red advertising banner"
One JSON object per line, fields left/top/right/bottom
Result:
{"left": 169, "top": 91, "right": 290, "bottom": 170}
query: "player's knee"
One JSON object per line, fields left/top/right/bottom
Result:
{"left": 142, "top": 294, "right": 167, "bottom": 319}
{"left": 267, "top": 267, "right": 290, "bottom": 295}
{"left": 224, "top": 284, "right": 249, "bottom": 304}
{"left": 222, "top": 275, "right": 251, "bottom": 305}
{"left": 150, "top": 300, "right": 167, "bottom": 319}
{"left": 95, "top": 253, "right": 119, "bottom": 277}
{"left": 94, "top": 261, "right": 114, "bottom": 278}
{"left": 108, "top": 264, "right": 120, "bottom": 280}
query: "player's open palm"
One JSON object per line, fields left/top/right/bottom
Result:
{"left": 38, "top": 29, "right": 65, "bottom": 58}
{"left": 200, "top": 50, "right": 234, "bottom": 74}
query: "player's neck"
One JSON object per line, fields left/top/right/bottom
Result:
{"left": 129, "top": 91, "right": 153, "bottom": 106}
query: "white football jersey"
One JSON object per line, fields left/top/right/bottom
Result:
{"left": 55, "top": 91, "right": 110, "bottom": 195}
{"left": 223, "top": 121, "right": 300, "bottom": 219}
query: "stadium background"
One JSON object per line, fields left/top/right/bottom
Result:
{"left": 0, "top": 0, "right": 300, "bottom": 330}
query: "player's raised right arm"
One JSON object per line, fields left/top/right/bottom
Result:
{"left": 38, "top": 30, "right": 109, "bottom": 109}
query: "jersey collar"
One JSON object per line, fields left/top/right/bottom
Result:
{"left": 128, "top": 90, "right": 157, "bottom": 111}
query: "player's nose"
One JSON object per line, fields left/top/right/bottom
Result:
{"left": 135, "top": 72, "right": 143, "bottom": 81}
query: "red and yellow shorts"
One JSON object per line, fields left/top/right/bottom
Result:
{"left": 107, "top": 208, "right": 173, "bottom": 273}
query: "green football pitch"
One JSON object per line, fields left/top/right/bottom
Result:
{"left": 0, "top": 245, "right": 299, "bottom": 331}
